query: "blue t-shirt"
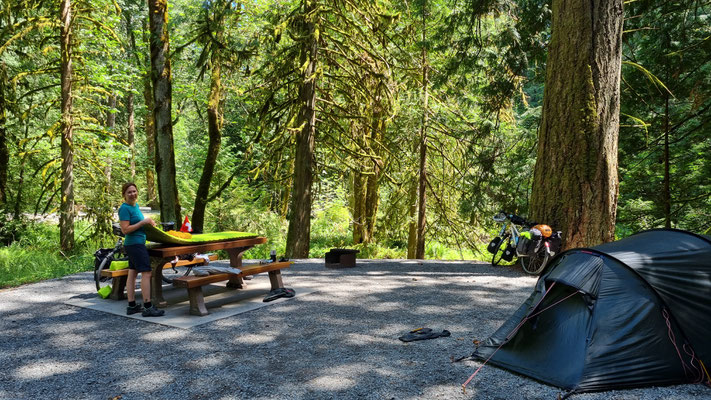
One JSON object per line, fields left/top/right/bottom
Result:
{"left": 118, "top": 202, "right": 146, "bottom": 246}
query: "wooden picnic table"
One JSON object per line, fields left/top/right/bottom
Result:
{"left": 147, "top": 237, "right": 267, "bottom": 307}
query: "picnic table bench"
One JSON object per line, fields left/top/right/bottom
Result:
{"left": 173, "top": 261, "right": 291, "bottom": 316}
{"left": 102, "top": 254, "right": 218, "bottom": 300}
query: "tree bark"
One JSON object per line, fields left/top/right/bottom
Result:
{"left": 148, "top": 0, "right": 180, "bottom": 223}
{"left": 351, "top": 121, "right": 366, "bottom": 243}
{"left": 364, "top": 115, "right": 384, "bottom": 242}
{"left": 127, "top": 92, "right": 136, "bottom": 178}
{"left": 352, "top": 169, "right": 366, "bottom": 244}
{"left": 143, "top": 71, "right": 158, "bottom": 208}
{"left": 106, "top": 94, "right": 116, "bottom": 127}
{"left": 415, "top": 1, "right": 429, "bottom": 259}
{"left": 406, "top": 167, "right": 418, "bottom": 258}
{"left": 124, "top": 12, "right": 137, "bottom": 180}
{"left": 105, "top": 94, "right": 115, "bottom": 193}
{"left": 59, "top": 0, "right": 75, "bottom": 252}
{"left": 13, "top": 119, "right": 30, "bottom": 220}
{"left": 192, "top": 60, "right": 223, "bottom": 233}
{"left": 530, "top": 0, "right": 623, "bottom": 249}
{"left": 286, "top": 1, "right": 318, "bottom": 258}
{"left": 0, "top": 62, "right": 8, "bottom": 207}
{"left": 135, "top": 17, "right": 157, "bottom": 208}
{"left": 663, "top": 92, "right": 671, "bottom": 228}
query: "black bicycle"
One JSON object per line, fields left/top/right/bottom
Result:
{"left": 487, "top": 212, "right": 534, "bottom": 266}
{"left": 93, "top": 223, "right": 128, "bottom": 292}
{"left": 93, "top": 223, "right": 191, "bottom": 292}
{"left": 486, "top": 212, "right": 559, "bottom": 275}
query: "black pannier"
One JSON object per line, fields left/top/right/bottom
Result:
{"left": 502, "top": 243, "right": 516, "bottom": 261}
{"left": 548, "top": 231, "right": 562, "bottom": 254}
{"left": 516, "top": 236, "right": 530, "bottom": 256}
{"left": 487, "top": 236, "right": 502, "bottom": 254}
{"left": 517, "top": 229, "right": 542, "bottom": 257}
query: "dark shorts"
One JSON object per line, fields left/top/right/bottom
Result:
{"left": 125, "top": 244, "right": 151, "bottom": 273}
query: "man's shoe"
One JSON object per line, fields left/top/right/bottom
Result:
{"left": 142, "top": 305, "right": 165, "bottom": 317}
{"left": 126, "top": 304, "right": 143, "bottom": 315}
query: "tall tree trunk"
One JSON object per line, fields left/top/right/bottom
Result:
{"left": 663, "top": 92, "right": 671, "bottom": 228}
{"left": 13, "top": 118, "right": 30, "bottom": 220}
{"left": 406, "top": 131, "right": 419, "bottom": 259}
{"left": 105, "top": 94, "right": 115, "bottom": 194}
{"left": 406, "top": 169, "right": 418, "bottom": 258}
{"left": 148, "top": 0, "right": 180, "bottom": 223}
{"left": 59, "top": 0, "right": 75, "bottom": 252}
{"left": 415, "top": 1, "right": 429, "bottom": 259}
{"left": 0, "top": 62, "right": 8, "bottom": 207}
{"left": 106, "top": 94, "right": 116, "bottom": 127}
{"left": 351, "top": 121, "right": 366, "bottom": 243}
{"left": 530, "top": 0, "right": 623, "bottom": 249}
{"left": 352, "top": 169, "right": 366, "bottom": 244}
{"left": 127, "top": 92, "right": 136, "bottom": 178}
{"left": 286, "top": 2, "right": 318, "bottom": 258}
{"left": 132, "top": 16, "right": 157, "bottom": 207}
{"left": 192, "top": 60, "right": 223, "bottom": 233}
{"left": 143, "top": 71, "right": 158, "bottom": 208}
{"left": 364, "top": 118, "right": 383, "bottom": 242}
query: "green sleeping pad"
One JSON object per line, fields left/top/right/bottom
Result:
{"left": 144, "top": 225, "right": 258, "bottom": 245}
{"left": 109, "top": 260, "right": 129, "bottom": 271}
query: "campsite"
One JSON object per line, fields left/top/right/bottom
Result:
{"left": 2, "top": 258, "right": 710, "bottom": 399}
{"left": 1, "top": 0, "right": 711, "bottom": 398}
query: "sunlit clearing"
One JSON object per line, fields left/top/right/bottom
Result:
{"left": 16, "top": 360, "right": 89, "bottom": 379}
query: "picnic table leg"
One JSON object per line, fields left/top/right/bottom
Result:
{"left": 150, "top": 257, "right": 172, "bottom": 308}
{"left": 225, "top": 246, "right": 250, "bottom": 289}
{"left": 268, "top": 270, "right": 284, "bottom": 290}
{"left": 109, "top": 276, "right": 127, "bottom": 300}
{"left": 225, "top": 246, "right": 249, "bottom": 268}
{"left": 226, "top": 275, "right": 243, "bottom": 289}
{"left": 187, "top": 287, "right": 209, "bottom": 316}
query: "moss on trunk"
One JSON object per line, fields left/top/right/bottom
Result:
{"left": 530, "top": 0, "right": 623, "bottom": 249}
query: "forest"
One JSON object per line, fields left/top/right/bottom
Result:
{"left": 0, "top": 0, "right": 709, "bottom": 273}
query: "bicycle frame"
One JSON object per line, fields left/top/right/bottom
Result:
{"left": 497, "top": 221, "right": 522, "bottom": 247}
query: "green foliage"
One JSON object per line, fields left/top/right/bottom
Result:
{"left": 0, "top": 245, "right": 90, "bottom": 288}
{"left": 0, "top": 220, "right": 98, "bottom": 288}
{"left": 2, "top": 0, "right": 708, "bottom": 284}
{"left": 310, "top": 203, "right": 352, "bottom": 257}
{"left": 197, "top": 180, "right": 286, "bottom": 259}
{"left": 618, "top": 1, "right": 711, "bottom": 234}
{"left": 0, "top": 213, "right": 27, "bottom": 245}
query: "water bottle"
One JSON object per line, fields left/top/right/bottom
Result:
{"left": 270, "top": 249, "right": 277, "bottom": 262}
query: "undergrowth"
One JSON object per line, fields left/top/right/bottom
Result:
{"left": 0, "top": 220, "right": 102, "bottom": 288}
{"left": 1, "top": 205, "right": 489, "bottom": 288}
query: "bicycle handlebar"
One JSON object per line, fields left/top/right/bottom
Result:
{"left": 112, "top": 223, "right": 125, "bottom": 238}
{"left": 498, "top": 211, "right": 536, "bottom": 228}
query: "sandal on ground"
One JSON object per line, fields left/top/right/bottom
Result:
{"left": 399, "top": 328, "right": 451, "bottom": 342}
{"left": 263, "top": 287, "right": 296, "bottom": 302}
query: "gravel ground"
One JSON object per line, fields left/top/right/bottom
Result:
{"left": 1, "top": 259, "right": 709, "bottom": 400}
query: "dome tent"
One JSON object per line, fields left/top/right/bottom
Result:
{"left": 472, "top": 229, "right": 711, "bottom": 393}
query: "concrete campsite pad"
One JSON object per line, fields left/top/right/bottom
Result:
{"left": 65, "top": 273, "right": 316, "bottom": 329}
{"left": 2, "top": 259, "right": 710, "bottom": 399}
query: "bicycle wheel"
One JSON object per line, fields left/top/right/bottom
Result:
{"left": 491, "top": 236, "right": 511, "bottom": 266}
{"left": 521, "top": 250, "right": 549, "bottom": 275}
{"left": 94, "top": 252, "right": 114, "bottom": 291}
